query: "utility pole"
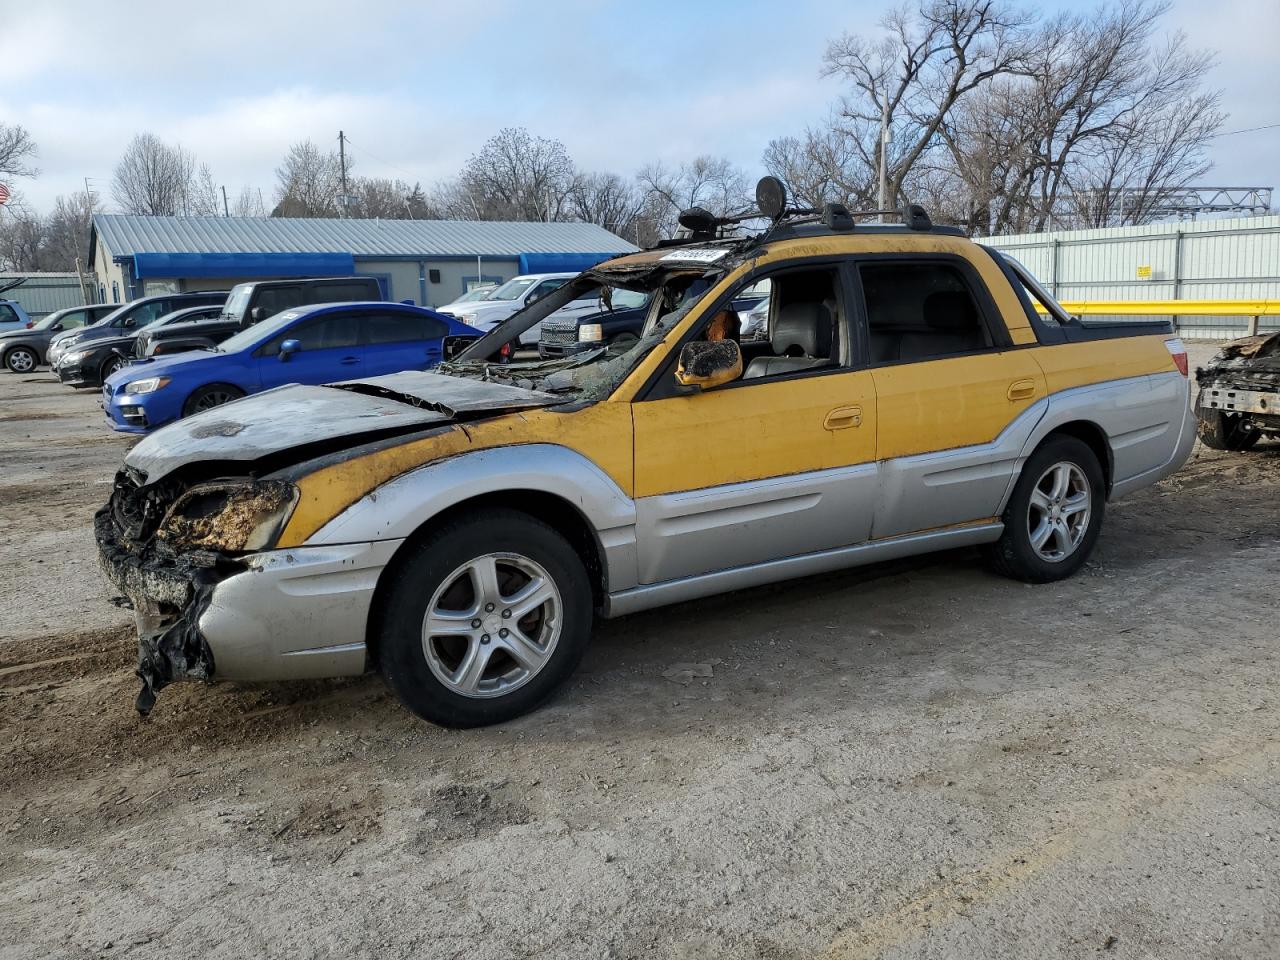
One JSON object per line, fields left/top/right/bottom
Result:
{"left": 878, "top": 98, "right": 891, "bottom": 222}
{"left": 221, "top": 185, "right": 230, "bottom": 218}
{"left": 338, "top": 130, "right": 349, "bottom": 218}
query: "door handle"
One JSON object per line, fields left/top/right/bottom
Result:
{"left": 1007, "top": 379, "right": 1036, "bottom": 401}
{"left": 823, "top": 405, "right": 863, "bottom": 430}
{"left": 339, "top": 356, "right": 360, "bottom": 365}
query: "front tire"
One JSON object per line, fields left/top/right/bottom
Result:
{"left": 181, "top": 383, "right": 244, "bottom": 417}
{"left": 377, "top": 510, "right": 592, "bottom": 727}
{"left": 1196, "top": 408, "right": 1259, "bottom": 452}
{"left": 4, "top": 346, "right": 38, "bottom": 374}
{"left": 99, "top": 354, "right": 125, "bottom": 383}
{"left": 984, "top": 436, "right": 1105, "bottom": 583}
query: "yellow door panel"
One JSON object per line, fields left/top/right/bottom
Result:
{"left": 872, "top": 351, "right": 1046, "bottom": 460}
{"left": 633, "top": 370, "right": 876, "bottom": 498}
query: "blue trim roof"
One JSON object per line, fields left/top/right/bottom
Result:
{"left": 94, "top": 215, "right": 636, "bottom": 260}
{"left": 132, "top": 251, "right": 355, "bottom": 279}
{"left": 517, "top": 252, "right": 621, "bottom": 274}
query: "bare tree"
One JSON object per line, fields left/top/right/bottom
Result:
{"left": 821, "top": 0, "right": 1035, "bottom": 209}
{"left": 231, "top": 186, "right": 267, "bottom": 217}
{"left": 568, "top": 171, "right": 645, "bottom": 238}
{"left": 0, "top": 204, "right": 46, "bottom": 270}
{"left": 273, "top": 140, "right": 345, "bottom": 217}
{"left": 762, "top": 127, "right": 876, "bottom": 210}
{"left": 436, "top": 128, "right": 576, "bottom": 222}
{"left": 187, "top": 164, "right": 223, "bottom": 217}
{"left": 0, "top": 123, "right": 38, "bottom": 182}
{"left": 43, "top": 191, "right": 100, "bottom": 269}
{"left": 635, "top": 156, "right": 752, "bottom": 238}
{"left": 112, "top": 133, "right": 197, "bottom": 216}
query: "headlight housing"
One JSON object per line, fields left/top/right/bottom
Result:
{"left": 124, "top": 376, "right": 171, "bottom": 395}
{"left": 158, "top": 480, "right": 299, "bottom": 554}
{"left": 578, "top": 323, "right": 604, "bottom": 343}
{"left": 61, "top": 349, "right": 92, "bottom": 365}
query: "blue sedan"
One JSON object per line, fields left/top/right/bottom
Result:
{"left": 103, "top": 301, "right": 482, "bottom": 433}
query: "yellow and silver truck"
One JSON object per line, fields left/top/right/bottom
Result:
{"left": 97, "top": 185, "right": 1195, "bottom": 727}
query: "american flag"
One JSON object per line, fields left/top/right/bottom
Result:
{"left": 0, "top": 183, "right": 10, "bottom": 205}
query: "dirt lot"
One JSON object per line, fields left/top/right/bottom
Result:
{"left": 2, "top": 348, "right": 1278, "bottom": 959}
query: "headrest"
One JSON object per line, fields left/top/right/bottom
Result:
{"left": 771, "top": 302, "right": 832, "bottom": 358}
{"left": 922, "top": 291, "right": 978, "bottom": 331}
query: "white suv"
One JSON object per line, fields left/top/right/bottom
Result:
{"left": 441, "top": 273, "right": 588, "bottom": 346}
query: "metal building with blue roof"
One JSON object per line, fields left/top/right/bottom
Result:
{"left": 88, "top": 214, "right": 637, "bottom": 307}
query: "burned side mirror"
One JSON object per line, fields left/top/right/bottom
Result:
{"left": 675, "top": 339, "right": 742, "bottom": 391}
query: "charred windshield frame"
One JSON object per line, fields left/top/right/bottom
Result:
{"left": 446, "top": 249, "right": 751, "bottom": 400}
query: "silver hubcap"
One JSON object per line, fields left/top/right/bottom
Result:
{"left": 1028, "top": 462, "right": 1091, "bottom": 562}
{"left": 422, "top": 552, "right": 562, "bottom": 699}
{"left": 9, "top": 350, "right": 34, "bottom": 372}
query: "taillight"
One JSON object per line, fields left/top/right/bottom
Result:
{"left": 24, "top": 320, "right": 34, "bottom": 329}
{"left": 1165, "top": 337, "right": 1188, "bottom": 377}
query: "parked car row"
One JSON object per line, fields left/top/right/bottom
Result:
{"left": 12, "top": 275, "right": 483, "bottom": 434}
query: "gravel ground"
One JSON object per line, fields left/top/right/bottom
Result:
{"left": 2, "top": 346, "right": 1279, "bottom": 959}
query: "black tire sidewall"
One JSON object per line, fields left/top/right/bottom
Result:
{"left": 4, "top": 347, "right": 37, "bottom": 373}
{"left": 994, "top": 436, "right": 1106, "bottom": 583}
{"left": 182, "top": 383, "right": 243, "bottom": 417}
{"left": 100, "top": 356, "right": 123, "bottom": 382}
{"left": 378, "top": 510, "right": 592, "bottom": 728}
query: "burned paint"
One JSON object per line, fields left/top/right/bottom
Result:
{"left": 158, "top": 479, "right": 297, "bottom": 553}
{"left": 1194, "top": 332, "right": 1280, "bottom": 448}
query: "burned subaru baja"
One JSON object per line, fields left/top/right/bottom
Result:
{"left": 1195, "top": 331, "right": 1280, "bottom": 452}
{"left": 98, "top": 182, "right": 1195, "bottom": 728}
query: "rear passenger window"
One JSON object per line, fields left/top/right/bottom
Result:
{"left": 254, "top": 285, "right": 305, "bottom": 319}
{"left": 860, "top": 262, "right": 992, "bottom": 364}
{"left": 365, "top": 312, "right": 447, "bottom": 344}
{"left": 314, "top": 282, "right": 378, "bottom": 303}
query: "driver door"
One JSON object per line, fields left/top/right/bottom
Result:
{"left": 255, "top": 310, "right": 365, "bottom": 390}
{"left": 630, "top": 262, "right": 879, "bottom": 584}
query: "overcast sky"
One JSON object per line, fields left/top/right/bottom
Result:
{"left": 1, "top": 0, "right": 1276, "bottom": 214}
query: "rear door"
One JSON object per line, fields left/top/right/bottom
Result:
{"left": 361, "top": 310, "right": 450, "bottom": 376}
{"left": 855, "top": 257, "right": 1046, "bottom": 539}
{"left": 255, "top": 310, "right": 365, "bottom": 390}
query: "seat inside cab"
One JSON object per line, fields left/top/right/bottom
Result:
{"left": 862, "top": 263, "right": 991, "bottom": 364}
{"left": 742, "top": 269, "right": 839, "bottom": 380}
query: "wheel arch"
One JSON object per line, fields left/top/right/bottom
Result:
{"left": 182, "top": 381, "right": 246, "bottom": 415}
{"left": 1039, "top": 420, "right": 1114, "bottom": 494}
{"left": 363, "top": 489, "right": 607, "bottom": 669}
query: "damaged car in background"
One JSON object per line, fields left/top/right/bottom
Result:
{"left": 1195, "top": 331, "right": 1280, "bottom": 451}
{"left": 97, "top": 178, "right": 1195, "bottom": 728}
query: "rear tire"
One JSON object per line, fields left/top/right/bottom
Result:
{"left": 181, "top": 383, "right": 244, "bottom": 417}
{"left": 377, "top": 510, "right": 592, "bottom": 728}
{"left": 4, "top": 346, "right": 38, "bottom": 374}
{"left": 1196, "top": 408, "right": 1259, "bottom": 452}
{"left": 983, "top": 435, "right": 1105, "bottom": 583}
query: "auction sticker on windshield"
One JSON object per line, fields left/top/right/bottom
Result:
{"left": 659, "top": 248, "right": 730, "bottom": 263}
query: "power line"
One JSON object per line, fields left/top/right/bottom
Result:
{"left": 339, "top": 136, "right": 424, "bottom": 184}
{"left": 1211, "top": 121, "right": 1280, "bottom": 138}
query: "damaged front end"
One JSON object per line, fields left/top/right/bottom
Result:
{"left": 96, "top": 470, "right": 298, "bottom": 714}
{"left": 1195, "top": 331, "right": 1280, "bottom": 449}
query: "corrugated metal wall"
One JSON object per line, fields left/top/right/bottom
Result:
{"left": 0, "top": 274, "right": 94, "bottom": 319}
{"left": 979, "top": 215, "right": 1280, "bottom": 339}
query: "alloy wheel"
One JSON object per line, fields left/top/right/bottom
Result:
{"left": 1027, "top": 462, "right": 1091, "bottom": 562}
{"left": 6, "top": 349, "right": 36, "bottom": 373}
{"left": 421, "top": 552, "right": 562, "bottom": 699}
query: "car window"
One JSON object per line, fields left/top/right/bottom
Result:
{"left": 528, "top": 278, "right": 569, "bottom": 302}
{"left": 254, "top": 285, "right": 305, "bottom": 320}
{"left": 736, "top": 267, "right": 842, "bottom": 382}
{"left": 260, "top": 312, "right": 360, "bottom": 355}
{"left": 0, "top": 304, "right": 18, "bottom": 323}
{"left": 314, "top": 281, "right": 378, "bottom": 302}
{"left": 859, "top": 262, "right": 992, "bottom": 365}
{"left": 364, "top": 311, "right": 447, "bottom": 345}
{"left": 58, "top": 310, "right": 88, "bottom": 329}
{"left": 121, "top": 301, "right": 169, "bottom": 327}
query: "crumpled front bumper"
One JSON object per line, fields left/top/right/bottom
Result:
{"left": 96, "top": 502, "right": 403, "bottom": 713}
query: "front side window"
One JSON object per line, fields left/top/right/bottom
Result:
{"left": 123, "top": 301, "right": 168, "bottom": 328}
{"left": 487, "top": 278, "right": 537, "bottom": 301}
{"left": 736, "top": 267, "right": 841, "bottom": 381}
{"left": 365, "top": 311, "right": 447, "bottom": 345}
{"left": 859, "top": 262, "right": 992, "bottom": 364}
{"left": 260, "top": 312, "right": 360, "bottom": 355}
{"left": 60, "top": 310, "right": 89, "bottom": 329}
{"left": 253, "top": 285, "right": 305, "bottom": 320}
